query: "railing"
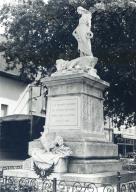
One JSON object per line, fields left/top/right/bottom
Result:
{"left": 0, "top": 177, "right": 115, "bottom": 192}
{"left": 0, "top": 172, "right": 136, "bottom": 192}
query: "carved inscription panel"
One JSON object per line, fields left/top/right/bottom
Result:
{"left": 83, "top": 95, "right": 104, "bottom": 133}
{"left": 48, "top": 96, "right": 79, "bottom": 128}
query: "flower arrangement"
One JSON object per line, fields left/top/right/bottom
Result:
{"left": 32, "top": 132, "right": 72, "bottom": 178}
{"left": 51, "top": 136, "right": 72, "bottom": 157}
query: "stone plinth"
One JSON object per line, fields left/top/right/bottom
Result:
{"left": 68, "top": 159, "right": 122, "bottom": 174}
{"left": 40, "top": 72, "right": 122, "bottom": 173}
{"left": 29, "top": 139, "right": 118, "bottom": 159}
{"left": 45, "top": 73, "right": 108, "bottom": 141}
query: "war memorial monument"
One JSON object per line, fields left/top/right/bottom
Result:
{"left": 4, "top": 6, "right": 126, "bottom": 184}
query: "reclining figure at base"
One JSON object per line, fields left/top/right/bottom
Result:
{"left": 31, "top": 132, "right": 72, "bottom": 174}
{"left": 55, "top": 56, "right": 98, "bottom": 74}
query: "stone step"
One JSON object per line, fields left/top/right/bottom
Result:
{"left": 0, "top": 160, "right": 23, "bottom": 171}
{"left": 68, "top": 159, "right": 122, "bottom": 174}
{"left": 3, "top": 169, "right": 136, "bottom": 185}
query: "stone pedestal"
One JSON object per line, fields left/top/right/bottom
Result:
{"left": 39, "top": 72, "right": 122, "bottom": 173}
{"left": 45, "top": 73, "right": 106, "bottom": 141}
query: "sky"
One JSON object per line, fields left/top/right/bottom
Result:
{"left": 0, "top": 0, "right": 14, "bottom": 6}
{"left": 0, "top": 0, "right": 49, "bottom": 34}
{"left": 0, "top": 0, "right": 48, "bottom": 6}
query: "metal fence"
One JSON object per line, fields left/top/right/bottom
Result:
{"left": 1, "top": 168, "right": 136, "bottom": 192}
{"left": 0, "top": 173, "right": 136, "bottom": 192}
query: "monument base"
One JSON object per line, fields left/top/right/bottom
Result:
{"left": 23, "top": 157, "right": 68, "bottom": 173}
{"left": 28, "top": 139, "right": 122, "bottom": 174}
{"left": 3, "top": 169, "right": 136, "bottom": 185}
{"left": 68, "top": 159, "right": 122, "bottom": 174}
{"left": 29, "top": 139, "right": 118, "bottom": 158}
{"left": 23, "top": 154, "right": 122, "bottom": 175}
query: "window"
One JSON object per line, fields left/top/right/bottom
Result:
{"left": 1, "top": 104, "right": 8, "bottom": 117}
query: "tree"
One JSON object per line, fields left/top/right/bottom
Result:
{"left": 93, "top": 5, "right": 136, "bottom": 127}
{"left": 1, "top": 0, "right": 136, "bottom": 127}
{"left": 0, "top": 0, "right": 78, "bottom": 80}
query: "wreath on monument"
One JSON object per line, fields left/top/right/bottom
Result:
{"left": 33, "top": 162, "right": 54, "bottom": 179}
{"left": 32, "top": 133, "right": 72, "bottom": 178}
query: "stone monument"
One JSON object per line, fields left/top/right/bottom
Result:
{"left": 4, "top": 6, "right": 122, "bottom": 182}
{"left": 29, "top": 6, "right": 122, "bottom": 175}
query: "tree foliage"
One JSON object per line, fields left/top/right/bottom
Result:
{"left": 1, "top": 0, "right": 136, "bottom": 127}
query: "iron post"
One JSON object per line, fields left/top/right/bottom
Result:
{"left": 117, "top": 171, "right": 121, "bottom": 192}
{"left": 53, "top": 178, "right": 57, "bottom": 192}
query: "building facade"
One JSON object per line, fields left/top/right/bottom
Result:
{"left": 0, "top": 53, "right": 46, "bottom": 160}
{"left": 0, "top": 72, "right": 46, "bottom": 117}
{"left": 104, "top": 116, "right": 136, "bottom": 158}
{"left": 0, "top": 71, "right": 27, "bottom": 117}
{"left": 114, "top": 126, "right": 136, "bottom": 157}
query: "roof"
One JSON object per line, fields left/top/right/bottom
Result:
{"left": 0, "top": 68, "right": 30, "bottom": 83}
{"left": 0, "top": 114, "right": 32, "bottom": 122}
{"left": 0, "top": 114, "right": 45, "bottom": 122}
{"left": 0, "top": 70, "right": 23, "bottom": 81}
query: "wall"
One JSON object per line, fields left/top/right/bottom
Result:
{"left": 12, "top": 84, "right": 46, "bottom": 117}
{"left": 104, "top": 127, "right": 113, "bottom": 142}
{"left": 12, "top": 85, "right": 30, "bottom": 115}
{"left": 114, "top": 126, "right": 136, "bottom": 139}
{"left": 30, "top": 85, "right": 46, "bottom": 117}
{"left": 0, "top": 75, "right": 46, "bottom": 117}
{"left": 104, "top": 117, "right": 114, "bottom": 142}
{"left": 0, "top": 76, "right": 27, "bottom": 117}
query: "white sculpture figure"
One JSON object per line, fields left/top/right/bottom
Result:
{"left": 56, "top": 56, "right": 98, "bottom": 72}
{"left": 53, "top": 6, "right": 99, "bottom": 78}
{"left": 54, "top": 56, "right": 99, "bottom": 78}
{"left": 31, "top": 132, "right": 72, "bottom": 170}
{"left": 56, "top": 59, "right": 68, "bottom": 72}
{"left": 72, "top": 6, "right": 94, "bottom": 57}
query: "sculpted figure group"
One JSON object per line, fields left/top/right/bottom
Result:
{"left": 54, "top": 6, "right": 99, "bottom": 76}
{"left": 72, "top": 6, "right": 94, "bottom": 57}
{"left": 56, "top": 56, "right": 98, "bottom": 73}
{"left": 31, "top": 132, "right": 72, "bottom": 170}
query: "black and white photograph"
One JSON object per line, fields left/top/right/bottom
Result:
{"left": 0, "top": 0, "right": 136, "bottom": 191}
